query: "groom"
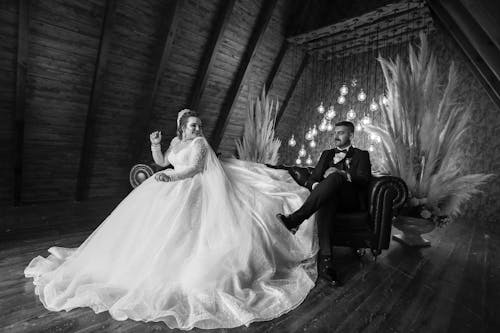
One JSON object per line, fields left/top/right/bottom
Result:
{"left": 278, "top": 121, "right": 371, "bottom": 285}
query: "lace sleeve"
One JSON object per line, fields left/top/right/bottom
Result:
{"left": 168, "top": 137, "right": 208, "bottom": 181}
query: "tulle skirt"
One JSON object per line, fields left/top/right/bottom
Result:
{"left": 25, "top": 158, "right": 318, "bottom": 330}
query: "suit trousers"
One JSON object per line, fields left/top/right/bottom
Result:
{"left": 290, "top": 173, "right": 359, "bottom": 254}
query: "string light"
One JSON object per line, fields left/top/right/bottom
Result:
{"left": 288, "top": 134, "right": 296, "bottom": 147}
{"left": 298, "top": 144, "right": 306, "bottom": 157}
{"left": 347, "top": 108, "right": 357, "bottom": 120}
{"left": 309, "top": 139, "right": 317, "bottom": 148}
{"left": 337, "top": 95, "right": 346, "bottom": 104}
{"left": 306, "top": 155, "right": 313, "bottom": 165}
{"left": 317, "top": 101, "right": 325, "bottom": 114}
{"left": 295, "top": 157, "right": 302, "bottom": 165}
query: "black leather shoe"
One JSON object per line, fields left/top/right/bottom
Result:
{"left": 276, "top": 213, "right": 297, "bottom": 233}
{"left": 318, "top": 256, "right": 340, "bottom": 286}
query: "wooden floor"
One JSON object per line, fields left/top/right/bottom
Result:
{"left": 1, "top": 205, "right": 499, "bottom": 332}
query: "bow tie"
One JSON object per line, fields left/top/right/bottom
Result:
{"left": 333, "top": 148, "right": 348, "bottom": 154}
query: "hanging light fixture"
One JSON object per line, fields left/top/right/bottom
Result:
{"left": 309, "top": 139, "right": 317, "bottom": 148}
{"left": 306, "top": 155, "right": 313, "bottom": 165}
{"left": 287, "top": 134, "right": 296, "bottom": 147}
{"left": 361, "top": 114, "right": 372, "bottom": 126}
{"left": 311, "top": 124, "right": 318, "bottom": 137}
{"left": 339, "top": 84, "right": 348, "bottom": 96}
{"left": 319, "top": 118, "right": 328, "bottom": 132}
{"left": 305, "top": 128, "right": 313, "bottom": 141}
{"left": 317, "top": 101, "right": 325, "bottom": 114}
{"left": 357, "top": 89, "right": 367, "bottom": 102}
{"left": 369, "top": 99, "right": 379, "bottom": 112}
{"left": 298, "top": 144, "right": 306, "bottom": 157}
{"left": 325, "top": 106, "right": 336, "bottom": 120}
{"left": 369, "top": 133, "right": 380, "bottom": 142}
{"left": 326, "top": 121, "right": 334, "bottom": 131}
{"left": 295, "top": 157, "right": 302, "bottom": 165}
{"left": 337, "top": 95, "right": 346, "bottom": 105}
{"left": 347, "top": 108, "right": 356, "bottom": 120}
{"left": 355, "top": 122, "right": 363, "bottom": 132}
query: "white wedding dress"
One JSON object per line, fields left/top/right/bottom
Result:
{"left": 25, "top": 136, "right": 318, "bottom": 330}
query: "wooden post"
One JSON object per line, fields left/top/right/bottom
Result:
{"left": 13, "top": 0, "right": 29, "bottom": 206}
{"left": 75, "top": 0, "right": 118, "bottom": 201}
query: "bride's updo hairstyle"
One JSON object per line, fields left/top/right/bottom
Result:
{"left": 177, "top": 110, "right": 199, "bottom": 139}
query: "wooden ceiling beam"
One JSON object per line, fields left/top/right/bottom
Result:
{"left": 131, "top": 0, "right": 183, "bottom": 163}
{"left": 275, "top": 54, "right": 309, "bottom": 126}
{"left": 427, "top": 0, "right": 500, "bottom": 108}
{"left": 189, "top": 0, "right": 236, "bottom": 112}
{"left": 13, "top": 0, "right": 29, "bottom": 206}
{"left": 265, "top": 41, "right": 289, "bottom": 95}
{"left": 210, "top": 0, "right": 278, "bottom": 150}
{"left": 75, "top": 0, "right": 118, "bottom": 201}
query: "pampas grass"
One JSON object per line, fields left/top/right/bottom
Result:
{"left": 235, "top": 87, "right": 281, "bottom": 165}
{"left": 365, "top": 33, "right": 494, "bottom": 218}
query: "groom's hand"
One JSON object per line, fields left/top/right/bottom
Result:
{"left": 323, "top": 167, "right": 341, "bottom": 178}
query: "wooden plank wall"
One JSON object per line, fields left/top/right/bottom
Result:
{"left": 86, "top": 0, "right": 169, "bottom": 199}
{"left": 20, "top": 0, "right": 105, "bottom": 203}
{"left": 0, "top": 1, "right": 18, "bottom": 205}
{"left": 0, "top": 0, "right": 302, "bottom": 206}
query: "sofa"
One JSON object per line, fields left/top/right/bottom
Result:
{"left": 130, "top": 161, "right": 408, "bottom": 258}
{"left": 267, "top": 164, "right": 408, "bottom": 258}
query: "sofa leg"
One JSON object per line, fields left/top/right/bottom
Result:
{"left": 371, "top": 249, "right": 381, "bottom": 260}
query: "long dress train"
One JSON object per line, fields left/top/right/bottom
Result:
{"left": 24, "top": 136, "right": 318, "bottom": 330}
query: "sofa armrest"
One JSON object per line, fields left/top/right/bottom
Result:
{"left": 129, "top": 162, "right": 172, "bottom": 188}
{"left": 368, "top": 176, "right": 408, "bottom": 249}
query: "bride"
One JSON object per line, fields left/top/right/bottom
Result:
{"left": 25, "top": 109, "right": 318, "bottom": 330}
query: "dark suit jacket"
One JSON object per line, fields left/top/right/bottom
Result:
{"left": 304, "top": 147, "right": 371, "bottom": 191}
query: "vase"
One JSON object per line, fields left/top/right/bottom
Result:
{"left": 392, "top": 215, "right": 436, "bottom": 247}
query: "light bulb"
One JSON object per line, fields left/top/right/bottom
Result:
{"left": 298, "top": 145, "right": 306, "bottom": 157}
{"left": 337, "top": 95, "right": 346, "bottom": 105}
{"left": 369, "top": 133, "right": 379, "bottom": 141}
{"left": 326, "top": 122, "right": 333, "bottom": 131}
{"left": 309, "top": 139, "right": 316, "bottom": 148}
{"left": 357, "top": 89, "right": 366, "bottom": 102}
{"left": 361, "top": 115, "right": 372, "bottom": 126}
{"left": 369, "top": 99, "right": 379, "bottom": 112}
{"left": 319, "top": 119, "right": 327, "bottom": 132}
{"left": 368, "top": 144, "right": 375, "bottom": 152}
{"left": 347, "top": 109, "right": 356, "bottom": 120}
{"left": 317, "top": 102, "right": 325, "bottom": 114}
{"left": 311, "top": 125, "right": 318, "bottom": 137}
{"left": 288, "top": 134, "right": 296, "bottom": 147}
{"left": 295, "top": 157, "right": 302, "bottom": 165}
{"left": 355, "top": 123, "right": 363, "bottom": 131}
{"left": 375, "top": 135, "right": 382, "bottom": 143}
{"left": 305, "top": 129, "right": 313, "bottom": 141}
{"left": 340, "top": 84, "right": 348, "bottom": 96}
{"left": 325, "top": 107, "right": 336, "bottom": 120}
{"left": 306, "top": 155, "right": 313, "bottom": 165}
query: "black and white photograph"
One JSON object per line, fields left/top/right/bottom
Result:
{"left": 1, "top": 0, "right": 499, "bottom": 331}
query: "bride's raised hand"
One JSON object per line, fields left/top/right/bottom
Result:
{"left": 154, "top": 173, "right": 171, "bottom": 182}
{"left": 150, "top": 131, "right": 162, "bottom": 144}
